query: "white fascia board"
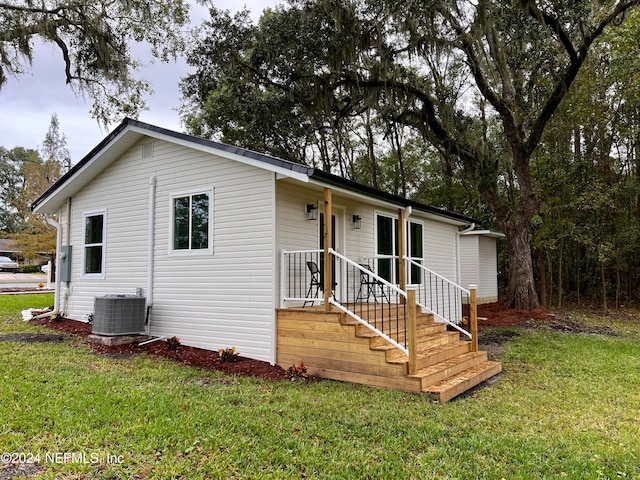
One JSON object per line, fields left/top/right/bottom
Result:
{"left": 461, "top": 230, "right": 505, "bottom": 238}
{"left": 415, "top": 211, "right": 470, "bottom": 226}
{"left": 130, "top": 126, "right": 311, "bottom": 183}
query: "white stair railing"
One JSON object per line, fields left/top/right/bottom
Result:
{"left": 404, "top": 257, "right": 472, "bottom": 339}
{"left": 328, "top": 248, "right": 409, "bottom": 354}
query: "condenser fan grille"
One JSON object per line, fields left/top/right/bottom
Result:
{"left": 92, "top": 295, "right": 146, "bottom": 336}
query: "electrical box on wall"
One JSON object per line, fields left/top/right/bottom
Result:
{"left": 60, "top": 245, "right": 72, "bottom": 282}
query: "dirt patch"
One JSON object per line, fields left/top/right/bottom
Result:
{"left": 522, "top": 316, "right": 616, "bottom": 336}
{"left": 31, "top": 318, "right": 289, "bottom": 381}
{"left": 0, "top": 462, "right": 45, "bottom": 479}
{"left": 479, "top": 328, "right": 521, "bottom": 345}
{"left": 0, "top": 333, "right": 65, "bottom": 343}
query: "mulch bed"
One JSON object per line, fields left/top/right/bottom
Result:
{"left": 477, "top": 300, "right": 617, "bottom": 339}
{"left": 31, "top": 317, "right": 289, "bottom": 381}
{"left": 477, "top": 300, "right": 552, "bottom": 327}
{"left": 25, "top": 300, "right": 603, "bottom": 381}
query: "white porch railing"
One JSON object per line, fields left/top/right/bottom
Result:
{"left": 280, "top": 248, "right": 409, "bottom": 354}
{"left": 280, "top": 249, "right": 323, "bottom": 307}
{"left": 404, "top": 257, "right": 472, "bottom": 339}
{"left": 280, "top": 249, "right": 477, "bottom": 362}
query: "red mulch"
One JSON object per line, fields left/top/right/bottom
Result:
{"left": 477, "top": 300, "right": 552, "bottom": 327}
{"left": 31, "top": 317, "right": 289, "bottom": 381}
{"left": 29, "top": 301, "right": 549, "bottom": 381}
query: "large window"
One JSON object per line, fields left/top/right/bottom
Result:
{"left": 375, "top": 214, "right": 424, "bottom": 284}
{"left": 171, "top": 190, "right": 212, "bottom": 254}
{"left": 83, "top": 211, "right": 105, "bottom": 277}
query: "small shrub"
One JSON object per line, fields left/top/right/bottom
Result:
{"left": 218, "top": 346, "right": 239, "bottom": 362}
{"left": 286, "top": 361, "right": 309, "bottom": 381}
{"left": 19, "top": 264, "right": 42, "bottom": 274}
{"left": 165, "top": 336, "right": 181, "bottom": 351}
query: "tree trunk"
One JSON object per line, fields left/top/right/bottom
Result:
{"left": 600, "top": 262, "right": 608, "bottom": 312}
{"left": 616, "top": 262, "right": 620, "bottom": 308}
{"left": 576, "top": 252, "right": 581, "bottom": 306}
{"left": 557, "top": 237, "right": 563, "bottom": 309}
{"left": 538, "top": 245, "right": 547, "bottom": 308}
{"left": 503, "top": 217, "right": 540, "bottom": 310}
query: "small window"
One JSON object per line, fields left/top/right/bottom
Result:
{"left": 83, "top": 211, "right": 106, "bottom": 277}
{"left": 170, "top": 190, "right": 212, "bottom": 254}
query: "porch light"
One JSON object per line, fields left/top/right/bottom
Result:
{"left": 352, "top": 214, "right": 362, "bottom": 230}
{"left": 306, "top": 203, "right": 317, "bottom": 221}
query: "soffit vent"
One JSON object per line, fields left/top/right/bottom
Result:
{"left": 142, "top": 141, "right": 154, "bottom": 158}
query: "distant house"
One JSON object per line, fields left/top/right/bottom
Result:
{"left": 32, "top": 118, "right": 501, "bottom": 401}
{"left": 0, "top": 239, "right": 18, "bottom": 258}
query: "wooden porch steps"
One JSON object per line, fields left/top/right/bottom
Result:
{"left": 421, "top": 360, "right": 503, "bottom": 403}
{"left": 276, "top": 306, "right": 501, "bottom": 402}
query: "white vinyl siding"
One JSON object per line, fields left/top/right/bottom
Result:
{"left": 64, "top": 138, "right": 276, "bottom": 362}
{"left": 459, "top": 235, "right": 479, "bottom": 291}
{"left": 459, "top": 234, "right": 500, "bottom": 303}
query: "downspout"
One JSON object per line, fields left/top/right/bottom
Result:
{"left": 456, "top": 223, "right": 476, "bottom": 287}
{"left": 145, "top": 176, "right": 156, "bottom": 334}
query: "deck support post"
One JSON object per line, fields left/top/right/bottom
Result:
{"left": 407, "top": 288, "right": 418, "bottom": 375}
{"left": 470, "top": 285, "right": 478, "bottom": 352}
{"left": 398, "top": 208, "right": 406, "bottom": 296}
{"left": 323, "top": 187, "right": 332, "bottom": 312}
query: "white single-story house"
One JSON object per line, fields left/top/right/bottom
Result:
{"left": 32, "top": 118, "right": 501, "bottom": 400}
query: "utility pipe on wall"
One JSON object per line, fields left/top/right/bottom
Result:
{"left": 146, "top": 176, "right": 156, "bottom": 305}
{"left": 146, "top": 176, "right": 157, "bottom": 307}
{"left": 145, "top": 176, "right": 156, "bottom": 333}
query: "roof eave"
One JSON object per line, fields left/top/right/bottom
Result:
{"left": 32, "top": 118, "right": 313, "bottom": 214}
{"left": 309, "top": 169, "right": 478, "bottom": 226}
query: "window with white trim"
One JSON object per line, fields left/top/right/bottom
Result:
{"left": 83, "top": 211, "right": 105, "bottom": 277}
{"left": 170, "top": 190, "right": 213, "bottom": 254}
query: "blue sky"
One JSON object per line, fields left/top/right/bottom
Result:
{"left": 0, "top": 1, "right": 275, "bottom": 164}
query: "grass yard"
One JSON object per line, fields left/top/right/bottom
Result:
{"left": 1, "top": 294, "right": 639, "bottom": 479}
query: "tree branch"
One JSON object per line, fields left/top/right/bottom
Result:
{"left": 526, "top": 0, "right": 640, "bottom": 156}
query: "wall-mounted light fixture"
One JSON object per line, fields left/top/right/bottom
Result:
{"left": 306, "top": 203, "right": 317, "bottom": 221}
{"left": 352, "top": 214, "right": 362, "bottom": 230}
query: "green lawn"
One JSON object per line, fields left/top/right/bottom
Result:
{"left": 1, "top": 294, "right": 639, "bottom": 479}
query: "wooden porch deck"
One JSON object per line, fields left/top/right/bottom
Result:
{"left": 276, "top": 304, "right": 501, "bottom": 402}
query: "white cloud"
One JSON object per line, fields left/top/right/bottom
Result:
{"left": 0, "top": 0, "right": 277, "bottom": 164}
